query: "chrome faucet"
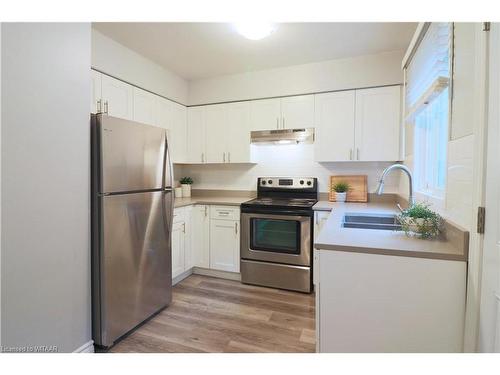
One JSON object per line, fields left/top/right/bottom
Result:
{"left": 375, "top": 163, "right": 415, "bottom": 207}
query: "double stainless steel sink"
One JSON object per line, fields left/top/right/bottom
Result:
{"left": 342, "top": 213, "right": 402, "bottom": 231}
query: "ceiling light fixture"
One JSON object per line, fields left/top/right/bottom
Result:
{"left": 233, "top": 22, "right": 276, "bottom": 40}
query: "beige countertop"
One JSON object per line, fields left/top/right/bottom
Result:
{"left": 314, "top": 201, "right": 468, "bottom": 262}
{"left": 174, "top": 196, "right": 252, "bottom": 208}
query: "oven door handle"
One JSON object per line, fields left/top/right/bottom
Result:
{"left": 241, "top": 211, "right": 313, "bottom": 219}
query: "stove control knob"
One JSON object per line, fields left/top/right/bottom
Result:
{"left": 299, "top": 180, "right": 304, "bottom": 185}
{"left": 262, "top": 180, "right": 266, "bottom": 185}
{"left": 307, "top": 180, "right": 312, "bottom": 186}
{"left": 268, "top": 180, "right": 273, "bottom": 185}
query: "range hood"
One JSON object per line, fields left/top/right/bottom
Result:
{"left": 251, "top": 128, "right": 314, "bottom": 145}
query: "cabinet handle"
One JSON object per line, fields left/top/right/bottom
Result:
{"left": 104, "top": 100, "right": 109, "bottom": 114}
{"left": 218, "top": 211, "right": 230, "bottom": 215}
{"left": 204, "top": 206, "right": 208, "bottom": 217}
{"left": 349, "top": 149, "right": 353, "bottom": 160}
{"left": 97, "top": 99, "right": 102, "bottom": 113}
{"left": 228, "top": 152, "right": 231, "bottom": 163}
{"left": 182, "top": 223, "right": 186, "bottom": 233}
{"left": 357, "top": 148, "right": 360, "bottom": 160}
{"left": 276, "top": 117, "right": 279, "bottom": 129}
{"left": 223, "top": 152, "right": 226, "bottom": 163}
{"left": 235, "top": 222, "right": 238, "bottom": 235}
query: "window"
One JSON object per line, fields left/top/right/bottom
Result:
{"left": 404, "top": 22, "right": 452, "bottom": 201}
{"left": 414, "top": 88, "right": 449, "bottom": 198}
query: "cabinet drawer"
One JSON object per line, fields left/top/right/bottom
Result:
{"left": 173, "top": 207, "right": 185, "bottom": 223}
{"left": 210, "top": 205, "right": 240, "bottom": 221}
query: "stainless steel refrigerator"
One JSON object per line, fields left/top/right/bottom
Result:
{"left": 91, "top": 114, "right": 173, "bottom": 348}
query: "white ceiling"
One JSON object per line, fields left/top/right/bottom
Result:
{"left": 92, "top": 22, "right": 417, "bottom": 81}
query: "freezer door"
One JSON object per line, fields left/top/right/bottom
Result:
{"left": 97, "top": 114, "right": 172, "bottom": 193}
{"left": 98, "top": 190, "right": 173, "bottom": 347}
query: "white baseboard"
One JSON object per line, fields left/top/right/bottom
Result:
{"left": 193, "top": 267, "right": 241, "bottom": 281}
{"left": 74, "top": 340, "right": 94, "bottom": 353}
{"left": 172, "top": 268, "right": 193, "bottom": 286}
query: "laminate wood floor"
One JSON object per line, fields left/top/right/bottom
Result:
{"left": 109, "top": 274, "right": 316, "bottom": 353}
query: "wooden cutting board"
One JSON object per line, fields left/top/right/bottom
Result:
{"left": 329, "top": 175, "right": 368, "bottom": 202}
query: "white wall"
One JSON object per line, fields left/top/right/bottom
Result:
{"left": 1, "top": 23, "right": 91, "bottom": 352}
{"left": 180, "top": 144, "right": 400, "bottom": 194}
{"left": 92, "top": 29, "right": 189, "bottom": 105}
{"left": 188, "top": 50, "right": 405, "bottom": 105}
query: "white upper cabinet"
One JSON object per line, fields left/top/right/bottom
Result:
{"left": 133, "top": 87, "right": 156, "bottom": 125}
{"left": 91, "top": 70, "right": 102, "bottom": 114}
{"left": 187, "top": 107, "right": 206, "bottom": 163}
{"left": 186, "top": 102, "right": 252, "bottom": 164}
{"left": 169, "top": 102, "right": 188, "bottom": 164}
{"left": 101, "top": 74, "right": 134, "bottom": 121}
{"left": 281, "top": 95, "right": 315, "bottom": 129}
{"left": 154, "top": 95, "right": 170, "bottom": 130}
{"left": 314, "top": 91, "right": 356, "bottom": 162}
{"left": 354, "top": 86, "right": 401, "bottom": 161}
{"left": 250, "top": 98, "right": 282, "bottom": 131}
{"left": 225, "top": 101, "right": 251, "bottom": 163}
{"left": 314, "top": 86, "right": 401, "bottom": 162}
{"left": 205, "top": 104, "right": 227, "bottom": 163}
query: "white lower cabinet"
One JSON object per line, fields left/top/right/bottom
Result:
{"left": 173, "top": 204, "right": 240, "bottom": 279}
{"left": 210, "top": 218, "right": 240, "bottom": 272}
{"left": 191, "top": 205, "right": 210, "bottom": 268}
{"left": 171, "top": 206, "right": 192, "bottom": 280}
{"left": 315, "top": 249, "right": 466, "bottom": 352}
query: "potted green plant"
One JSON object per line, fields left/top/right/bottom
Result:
{"left": 180, "top": 177, "right": 193, "bottom": 198}
{"left": 332, "top": 181, "right": 350, "bottom": 203}
{"left": 397, "top": 202, "right": 442, "bottom": 239}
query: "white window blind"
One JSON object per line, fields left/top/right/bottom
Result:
{"left": 405, "top": 23, "right": 452, "bottom": 119}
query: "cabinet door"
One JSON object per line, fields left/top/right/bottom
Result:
{"left": 183, "top": 206, "right": 193, "bottom": 270}
{"left": 154, "top": 96, "right": 170, "bottom": 130}
{"left": 133, "top": 87, "right": 156, "bottom": 125}
{"left": 210, "top": 219, "right": 240, "bottom": 272}
{"left": 191, "top": 205, "right": 210, "bottom": 268}
{"left": 170, "top": 102, "right": 188, "bottom": 164}
{"left": 171, "top": 221, "right": 185, "bottom": 279}
{"left": 91, "top": 70, "right": 102, "bottom": 114}
{"left": 314, "top": 91, "right": 355, "bottom": 162}
{"left": 354, "top": 86, "right": 401, "bottom": 161}
{"left": 249, "top": 98, "right": 281, "bottom": 131}
{"left": 281, "top": 95, "right": 315, "bottom": 129}
{"left": 205, "top": 104, "right": 227, "bottom": 163}
{"left": 101, "top": 74, "right": 134, "bottom": 120}
{"left": 186, "top": 107, "right": 206, "bottom": 163}
{"left": 226, "top": 101, "right": 251, "bottom": 163}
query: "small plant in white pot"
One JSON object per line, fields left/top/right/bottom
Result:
{"left": 332, "top": 181, "right": 350, "bottom": 203}
{"left": 397, "top": 202, "right": 442, "bottom": 239}
{"left": 180, "top": 177, "right": 193, "bottom": 198}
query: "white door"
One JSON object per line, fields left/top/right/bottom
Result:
{"left": 91, "top": 69, "right": 102, "bottom": 114}
{"left": 133, "top": 87, "right": 156, "bottom": 125}
{"left": 101, "top": 74, "right": 134, "bottom": 120}
{"left": 354, "top": 86, "right": 401, "bottom": 161}
{"left": 191, "top": 205, "right": 210, "bottom": 268}
{"left": 170, "top": 102, "right": 188, "bottom": 164}
{"left": 205, "top": 104, "right": 227, "bottom": 163}
{"left": 250, "top": 98, "right": 281, "bottom": 131}
{"left": 226, "top": 101, "right": 251, "bottom": 163}
{"left": 171, "top": 221, "right": 185, "bottom": 279}
{"left": 210, "top": 219, "right": 240, "bottom": 272}
{"left": 187, "top": 107, "right": 206, "bottom": 163}
{"left": 479, "top": 23, "right": 500, "bottom": 353}
{"left": 281, "top": 95, "right": 315, "bottom": 129}
{"left": 314, "top": 91, "right": 356, "bottom": 162}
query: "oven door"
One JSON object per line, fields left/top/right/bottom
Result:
{"left": 241, "top": 212, "right": 311, "bottom": 266}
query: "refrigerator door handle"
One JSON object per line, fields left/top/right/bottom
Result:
{"left": 163, "top": 130, "right": 174, "bottom": 189}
